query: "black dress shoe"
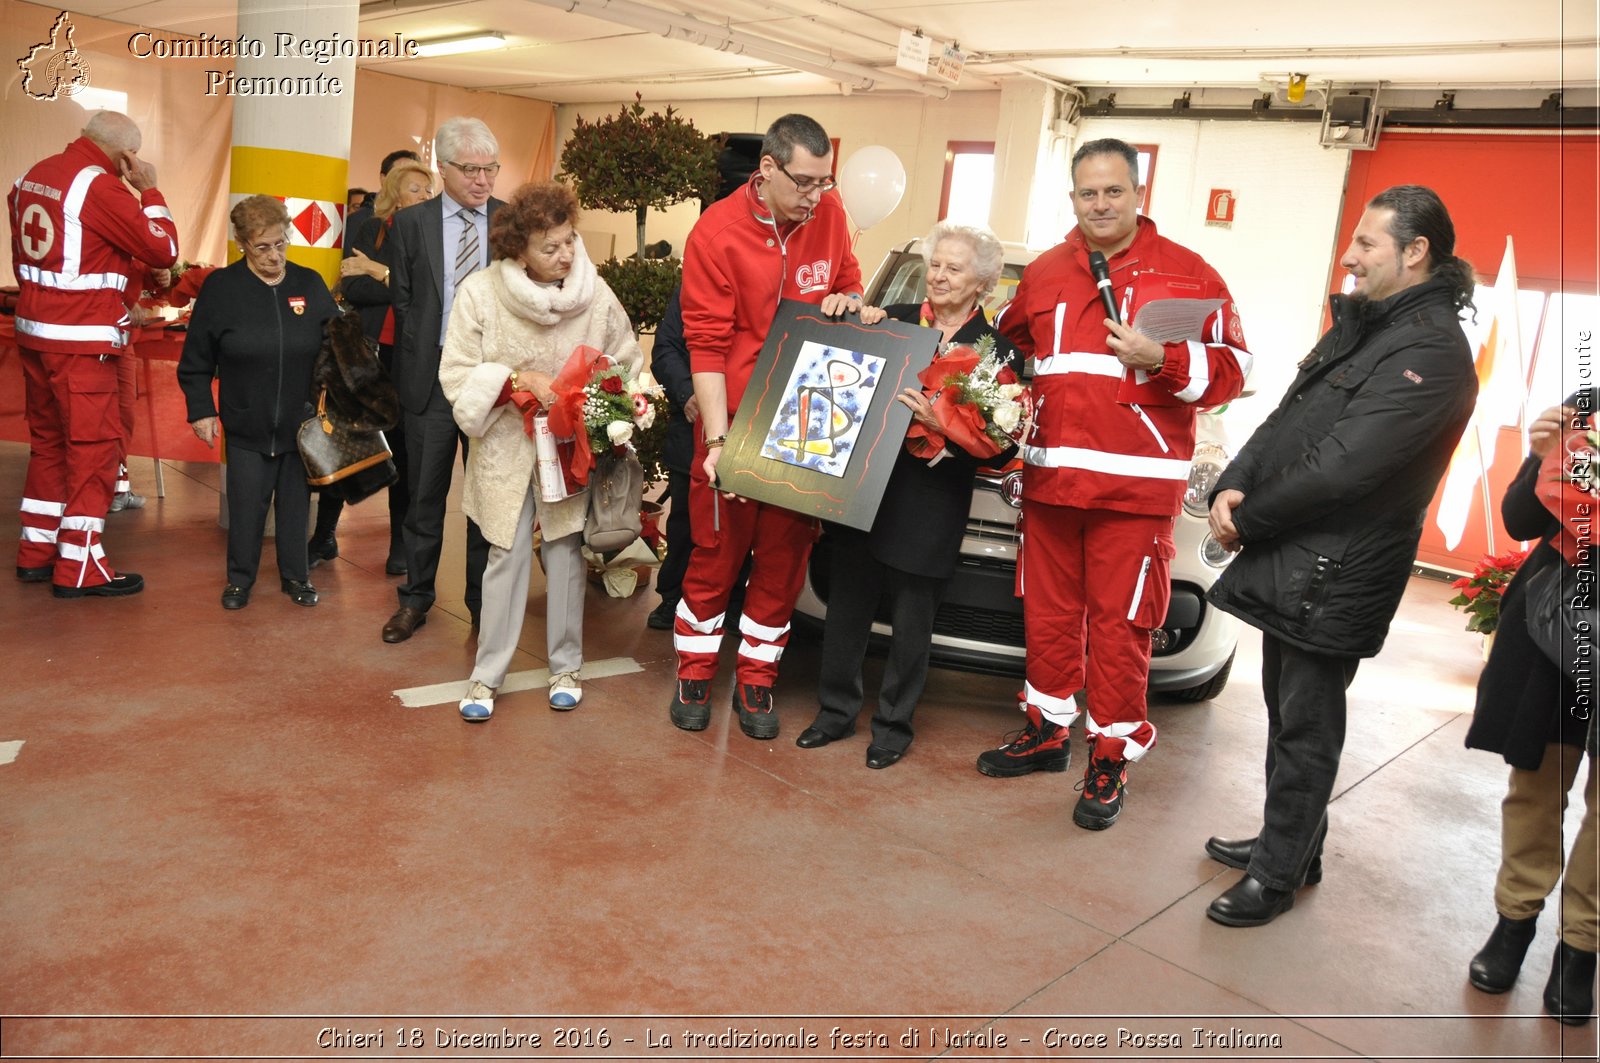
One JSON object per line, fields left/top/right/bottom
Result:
{"left": 382, "top": 606, "right": 427, "bottom": 643}
{"left": 796, "top": 725, "right": 852, "bottom": 749}
{"left": 1469, "top": 913, "right": 1539, "bottom": 993}
{"left": 1206, "top": 873, "right": 1296, "bottom": 927}
{"left": 1545, "top": 940, "right": 1598, "bottom": 1026}
{"left": 281, "top": 578, "right": 318, "bottom": 606}
{"left": 221, "top": 584, "right": 250, "bottom": 610}
{"left": 53, "top": 572, "right": 144, "bottom": 598}
{"left": 17, "top": 565, "right": 52, "bottom": 583}
{"left": 866, "top": 745, "right": 903, "bottom": 769}
{"left": 646, "top": 600, "right": 676, "bottom": 630}
{"left": 1204, "top": 835, "right": 1324, "bottom": 885}
{"left": 307, "top": 535, "right": 338, "bottom": 568}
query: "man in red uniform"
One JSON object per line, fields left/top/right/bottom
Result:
{"left": 670, "top": 113, "right": 865, "bottom": 740}
{"left": 979, "top": 138, "right": 1250, "bottom": 829}
{"left": 10, "top": 110, "right": 179, "bottom": 596}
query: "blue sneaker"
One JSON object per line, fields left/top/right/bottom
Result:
{"left": 548, "top": 671, "right": 582, "bottom": 711}
{"left": 459, "top": 681, "right": 495, "bottom": 722}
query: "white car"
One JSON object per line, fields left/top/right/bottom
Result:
{"left": 792, "top": 240, "right": 1243, "bottom": 702}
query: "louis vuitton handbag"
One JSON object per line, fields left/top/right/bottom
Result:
{"left": 297, "top": 391, "right": 397, "bottom": 503}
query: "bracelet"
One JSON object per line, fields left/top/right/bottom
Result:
{"left": 508, "top": 369, "right": 520, "bottom": 391}
{"left": 704, "top": 434, "right": 727, "bottom": 449}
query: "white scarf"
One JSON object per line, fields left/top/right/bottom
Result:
{"left": 488, "top": 233, "right": 598, "bottom": 327}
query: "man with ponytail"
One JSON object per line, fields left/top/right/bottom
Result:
{"left": 1200, "top": 185, "right": 1479, "bottom": 927}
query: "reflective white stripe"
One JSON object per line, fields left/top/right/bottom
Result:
{"left": 737, "top": 638, "right": 783, "bottom": 663}
{"left": 1174, "top": 341, "right": 1209, "bottom": 403}
{"left": 1127, "top": 556, "right": 1151, "bottom": 621}
{"left": 674, "top": 599, "right": 724, "bottom": 634}
{"left": 20, "top": 497, "right": 66, "bottom": 516}
{"left": 15, "top": 264, "right": 129, "bottom": 291}
{"left": 1024, "top": 681, "right": 1079, "bottom": 722}
{"left": 60, "top": 514, "right": 105, "bottom": 534}
{"left": 57, "top": 541, "right": 106, "bottom": 561}
{"left": 61, "top": 166, "right": 104, "bottom": 279}
{"left": 1227, "top": 344, "right": 1253, "bottom": 387}
{"left": 143, "top": 204, "right": 174, "bottom": 221}
{"left": 1023, "top": 445, "right": 1191, "bottom": 480}
{"left": 1086, "top": 716, "right": 1155, "bottom": 761}
{"left": 1052, "top": 301, "right": 1066, "bottom": 355}
{"left": 674, "top": 633, "right": 722, "bottom": 654}
{"left": 20, "top": 527, "right": 57, "bottom": 542}
{"left": 15, "top": 317, "right": 128, "bottom": 345}
{"left": 1034, "top": 352, "right": 1122, "bottom": 379}
{"left": 738, "top": 614, "right": 789, "bottom": 642}
{"left": 1129, "top": 404, "right": 1169, "bottom": 454}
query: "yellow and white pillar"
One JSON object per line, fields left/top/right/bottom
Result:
{"left": 228, "top": 0, "right": 358, "bottom": 287}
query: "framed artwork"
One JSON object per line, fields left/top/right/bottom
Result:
{"left": 718, "top": 299, "right": 940, "bottom": 530}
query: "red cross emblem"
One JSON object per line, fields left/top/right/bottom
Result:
{"left": 20, "top": 204, "right": 54, "bottom": 259}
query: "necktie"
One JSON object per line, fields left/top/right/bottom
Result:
{"left": 454, "top": 209, "right": 481, "bottom": 288}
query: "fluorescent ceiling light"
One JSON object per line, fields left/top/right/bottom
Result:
{"left": 413, "top": 32, "right": 506, "bottom": 58}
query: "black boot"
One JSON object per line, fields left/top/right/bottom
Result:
{"left": 1468, "top": 914, "right": 1538, "bottom": 993}
{"left": 308, "top": 497, "right": 341, "bottom": 569}
{"left": 1544, "top": 940, "right": 1597, "bottom": 1026}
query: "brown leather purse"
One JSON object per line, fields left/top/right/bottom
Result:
{"left": 297, "top": 390, "right": 394, "bottom": 488}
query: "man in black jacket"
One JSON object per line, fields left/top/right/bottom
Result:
{"left": 1201, "top": 185, "right": 1480, "bottom": 927}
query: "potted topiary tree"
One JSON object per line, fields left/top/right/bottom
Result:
{"left": 558, "top": 94, "right": 720, "bottom": 335}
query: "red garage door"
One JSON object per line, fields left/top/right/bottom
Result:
{"left": 1337, "top": 131, "right": 1599, "bottom": 571}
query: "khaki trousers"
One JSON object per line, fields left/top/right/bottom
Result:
{"left": 1496, "top": 742, "right": 1600, "bottom": 952}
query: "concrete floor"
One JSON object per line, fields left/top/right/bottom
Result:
{"left": 1, "top": 440, "right": 1594, "bottom": 1062}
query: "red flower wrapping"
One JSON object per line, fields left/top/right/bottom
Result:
{"left": 511, "top": 344, "right": 612, "bottom": 488}
{"left": 903, "top": 347, "right": 1008, "bottom": 461}
{"left": 1536, "top": 431, "right": 1598, "bottom": 566}
{"left": 165, "top": 266, "right": 216, "bottom": 307}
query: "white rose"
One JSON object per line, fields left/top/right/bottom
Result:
{"left": 607, "top": 420, "right": 635, "bottom": 446}
{"left": 998, "top": 383, "right": 1026, "bottom": 401}
{"left": 993, "top": 401, "right": 1022, "bottom": 434}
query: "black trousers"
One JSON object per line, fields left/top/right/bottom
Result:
{"left": 814, "top": 527, "right": 947, "bottom": 754}
{"left": 397, "top": 383, "right": 487, "bottom": 615}
{"left": 655, "top": 466, "right": 692, "bottom": 606}
{"left": 225, "top": 446, "right": 310, "bottom": 589}
{"left": 1247, "top": 634, "right": 1360, "bottom": 891}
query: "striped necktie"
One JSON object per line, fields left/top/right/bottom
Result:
{"left": 454, "top": 209, "right": 482, "bottom": 288}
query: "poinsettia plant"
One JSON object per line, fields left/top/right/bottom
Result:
{"left": 1448, "top": 549, "right": 1530, "bottom": 634}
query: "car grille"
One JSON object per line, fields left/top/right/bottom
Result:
{"left": 932, "top": 602, "right": 1027, "bottom": 647}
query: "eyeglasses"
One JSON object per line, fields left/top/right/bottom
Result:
{"left": 246, "top": 238, "right": 287, "bottom": 255}
{"left": 775, "top": 161, "right": 836, "bottom": 195}
{"left": 444, "top": 160, "right": 502, "bottom": 180}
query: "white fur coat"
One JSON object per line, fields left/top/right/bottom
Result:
{"left": 438, "top": 244, "right": 642, "bottom": 550}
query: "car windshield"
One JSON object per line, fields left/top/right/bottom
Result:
{"left": 867, "top": 248, "right": 1026, "bottom": 323}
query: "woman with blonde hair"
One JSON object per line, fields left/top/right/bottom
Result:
{"left": 308, "top": 158, "right": 435, "bottom": 573}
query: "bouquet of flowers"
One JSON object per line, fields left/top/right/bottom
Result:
{"left": 582, "top": 362, "right": 661, "bottom": 456}
{"left": 515, "top": 345, "right": 664, "bottom": 489}
{"left": 1448, "top": 549, "right": 1529, "bottom": 634}
{"left": 905, "top": 334, "right": 1029, "bottom": 461}
{"left": 1536, "top": 422, "right": 1599, "bottom": 566}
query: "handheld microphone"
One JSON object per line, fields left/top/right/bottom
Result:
{"left": 1088, "top": 251, "right": 1119, "bottom": 325}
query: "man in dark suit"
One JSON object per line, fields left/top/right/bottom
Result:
{"left": 380, "top": 117, "right": 500, "bottom": 643}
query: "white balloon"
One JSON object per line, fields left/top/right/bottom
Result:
{"left": 838, "top": 145, "right": 906, "bottom": 231}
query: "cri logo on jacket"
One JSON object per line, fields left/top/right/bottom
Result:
{"left": 794, "top": 260, "right": 831, "bottom": 294}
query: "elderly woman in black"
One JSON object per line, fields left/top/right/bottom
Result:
{"left": 795, "top": 221, "right": 1021, "bottom": 768}
{"left": 1466, "top": 393, "right": 1598, "bottom": 1025}
{"left": 178, "top": 195, "right": 338, "bottom": 609}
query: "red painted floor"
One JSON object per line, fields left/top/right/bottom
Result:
{"left": 0, "top": 440, "right": 1593, "bottom": 1062}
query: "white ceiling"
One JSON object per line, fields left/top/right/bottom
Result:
{"left": 66, "top": 0, "right": 1600, "bottom": 105}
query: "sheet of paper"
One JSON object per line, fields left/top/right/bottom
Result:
{"left": 1131, "top": 297, "right": 1224, "bottom": 344}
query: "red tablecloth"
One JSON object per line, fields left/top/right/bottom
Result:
{"left": 0, "top": 318, "right": 218, "bottom": 463}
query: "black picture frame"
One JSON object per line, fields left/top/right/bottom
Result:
{"left": 718, "top": 299, "right": 940, "bottom": 531}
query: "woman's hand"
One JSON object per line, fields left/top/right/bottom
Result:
{"left": 1529, "top": 404, "right": 1571, "bottom": 459}
{"left": 340, "top": 249, "right": 383, "bottom": 281}
{"left": 896, "top": 387, "right": 941, "bottom": 431}
{"left": 191, "top": 416, "right": 220, "bottom": 448}
{"left": 513, "top": 369, "right": 558, "bottom": 408}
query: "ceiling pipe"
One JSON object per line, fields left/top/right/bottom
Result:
{"left": 526, "top": 0, "right": 949, "bottom": 97}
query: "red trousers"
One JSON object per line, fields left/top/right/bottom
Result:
{"left": 114, "top": 347, "right": 138, "bottom": 494}
{"left": 17, "top": 348, "right": 123, "bottom": 588}
{"left": 674, "top": 464, "right": 816, "bottom": 687}
{"left": 1018, "top": 500, "right": 1173, "bottom": 761}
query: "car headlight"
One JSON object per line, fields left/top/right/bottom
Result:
{"left": 1183, "top": 441, "right": 1230, "bottom": 518}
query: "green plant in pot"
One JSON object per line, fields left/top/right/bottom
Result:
{"left": 558, "top": 95, "right": 720, "bottom": 335}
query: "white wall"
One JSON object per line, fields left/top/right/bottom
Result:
{"left": 1076, "top": 117, "right": 1353, "bottom": 426}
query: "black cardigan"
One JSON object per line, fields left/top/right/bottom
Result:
{"left": 177, "top": 260, "right": 339, "bottom": 456}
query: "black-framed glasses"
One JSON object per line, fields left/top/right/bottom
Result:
{"left": 444, "top": 160, "right": 501, "bottom": 179}
{"left": 776, "top": 161, "right": 835, "bottom": 195}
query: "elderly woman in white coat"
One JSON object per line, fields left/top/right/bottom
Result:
{"left": 440, "top": 182, "right": 642, "bottom": 721}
